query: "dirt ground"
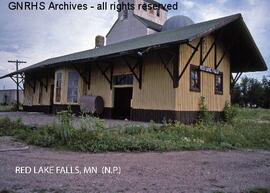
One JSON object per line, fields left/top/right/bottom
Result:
{"left": 0, "top": 137, "right": 269, "bottom": 193}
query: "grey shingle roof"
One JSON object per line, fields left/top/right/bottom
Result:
{"left": 1, "top": 13, "right": 267, "bottom": 79}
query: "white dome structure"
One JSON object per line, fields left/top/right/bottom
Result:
{"left": 162, "top": 15, "right": 194, "bottom": 32}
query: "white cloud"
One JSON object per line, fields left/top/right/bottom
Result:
{"left": 0, "top": 0, "right": 269, "bottom": 90}
{"left": 0, "top": 0, "right": 118, "bottom": 88}
{"left": 178, "top": 0, "right": 270, "bottom": 77}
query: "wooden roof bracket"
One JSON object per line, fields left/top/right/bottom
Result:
{"left": 158, "top": 46, "right": 179, "bottom": 88}
{"left": 178, "top": 38, "right": 203, "bottom": 82}
{"left": 231, "top": 72, "right": 242, "bottom": 88}
{"left": 215, "top": 40, "right": 232, "bottom": 70}
{"left": 34, "top": 75, "right": 48, "bottom": 92}
{"left": 9, "top": 75, "right": 23, "bottom": 90}
{"left": 199, "top": 30, "right": 224, "bottom": 68}
{"left": 27, "top": 78, "right": 36, "bottom": 93}
{"left": 73, "top": 64, "right": 91, "bottom": 89}
{"left": 18, "top": 73, "right": 25, "bottom": 86}
{"left": 215, "top": 30, "right": 232, "bottom": 70}
{"left": 122, "top": 55, "right": 143, "bottom": 89}
{"left": 96, "top": 62, "right": 114, "bottom": 89}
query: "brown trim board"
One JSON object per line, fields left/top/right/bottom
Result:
{"left": 131, "top": 108, "right": 223, "bottom": 124}
{"left": 23, "top": 105, "right": 223, "bottom": 123}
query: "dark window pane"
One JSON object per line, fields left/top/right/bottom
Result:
{"left": 55, "top": 72, "right": 62, "bottom": 102}
{"left": 215, "top": 73, "right": 223, "bottom": 94}
{"left": 190, "top": 66, "right": 200, "bottom": 92}
{"left": 67, "top": 71, "right": 80, "bottom": 103}
{"left": 113, "top": 74, "right": 133, "bottom": 85}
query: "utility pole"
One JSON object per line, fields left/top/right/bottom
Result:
{"left": 8, "top": 60, "right": 27, "bottom": 111}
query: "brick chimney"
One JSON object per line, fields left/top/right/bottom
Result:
{"left": 95, "top": 35, "right": 105, "bottom": 48}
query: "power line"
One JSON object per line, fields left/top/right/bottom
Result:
{"left": 8, "top": 60, "right": 27, "bottom": 111}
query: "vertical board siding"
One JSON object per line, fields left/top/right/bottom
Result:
{"left": 87, "top": 64, "right": 113, "bottom": 108}
{"left": 176, "top": 35, "right": 231, "bottom": 112}
{"left": 24, "top": 75, "right": 54, "bottom": 106}
{"left": 132, "top": 52, "right": 176, "bottom": 110}
{"left": 23, "top": 34, "right": 231, "bottom": 118}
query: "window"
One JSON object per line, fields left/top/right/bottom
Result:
{"left": 215, "top": 73, "right": 223, "bottom": 95}
{"left": 38, "top": 82, "right": 43, "bottom": 104}
{"left": 190, "top": 65, "right": 201, "bottom": 92}
{"left": 55, "top": 72, "right": 62, "bottom": 102}
{"left": 67, "top": 71, "right": 80, "bottom": 103}
{"left": 113, "top": 74, "right": 133, "bottom": 85}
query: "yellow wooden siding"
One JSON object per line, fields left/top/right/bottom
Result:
{"left": 23, "top": 83, "right": 34, "bottom": 106}
{"left": 86, "top": 64, "right": 113, "bottom": 108}
{"left": 23, "top": 77, "right": 54, "bottom": 106}
{"left": 24, "top": 34, "right": 230, "bottom": 114}
{"left": 132, "top": 53, "right": 176, "bottom": 110}
{"left": 176, "top": 35, "right": 231, "bottom": 112}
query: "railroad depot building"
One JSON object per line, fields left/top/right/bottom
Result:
{"left": 1, "top": 0, "right": 267, "bottom": 123}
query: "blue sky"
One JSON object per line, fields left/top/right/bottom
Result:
{"left": 0, "top": 0, "right": 269, "bottom": 89}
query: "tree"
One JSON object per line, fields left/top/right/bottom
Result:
{"left": 240, "top": 76, "right": 249, "bottom": 107}
{"left": 231, "top": 83, "right": 242, "bottom": 105}
{"left": 231, "top": 76, "right": 270, "bottom": 109}
{"left": 247, "top": 78, "right": 264, "bottom": 107}
{"left": 262, "top": 76, "right": 270, "bottom": 108}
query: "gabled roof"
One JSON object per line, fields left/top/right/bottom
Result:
{"left": 0, "top": 13, "right": 267, "bottom": 79}
{"left": 144, "top": 0, "right": 168, "bottom": 11}
{"left": 106, "top": 13, "right": 162, "bottom": 38}
{"left": 133, "top": 14, "right": 162, "bottom": 31}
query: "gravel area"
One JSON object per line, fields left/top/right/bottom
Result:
{"left": 0, "top": 112, "right": 149, "bottom": 128}
{"left": 0, "top": 137, "right": 269, "bottom": 193}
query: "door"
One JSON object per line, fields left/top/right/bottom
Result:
{"left": 49, "top": 84, "right": 54, "bottom": 114}
{"left": 113, "top": 87, "right": 133, "bottom": 120}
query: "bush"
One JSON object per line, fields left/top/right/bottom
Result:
{"left": 198, "top": 96, "right": 214, "bottom": 125}
{"left": 56, "top": 107, "right": 76, "bottom": 144}
{"left": 0, "top": 107, "right": 269, "bottom": 152}
{"left": 57, "top": 106, "right": 74, "bottom": 127}
{"left": 79, "top": 113, "right": 105, "bottom": 131}
{"left": 224, "top": 101, "right": 238, "bottom": 123}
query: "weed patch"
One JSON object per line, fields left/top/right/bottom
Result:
{"left": 0, "top": 108, "right": 269, "bottom": 152}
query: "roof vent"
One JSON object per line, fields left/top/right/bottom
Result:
{"left": 162, "top": 15, "right": 194, "bottom": 31}
{"left": 95, "top": 35, "right": 105, "bottom": 48}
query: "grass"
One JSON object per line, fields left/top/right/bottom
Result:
{"left": 0, "top": 108, "right": 269, "bottom": 152}
{"left": 0, "top": 103, "right": 23, "bottom": 112}
{"left": 212, "top": 187, "right": 270, "bottom": 193}
{"left": 0, "top": 105, "right": 16, "bottom": 112}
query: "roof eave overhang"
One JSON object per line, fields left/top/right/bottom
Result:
{"left": 1, "top": 14, "right": 267, "bottom": 79}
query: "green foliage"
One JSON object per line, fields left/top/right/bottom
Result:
{"left": 198, "top": 96, "right": 214, "bottom": 125}
{"left": 223, "top": 101, "right": 238, "bottom": 123}
{"left": 0, "top": 107, "right": 269, "bottom": 152}
{"left": 79, "top": 113, "right": 106, "bottom": 131}
{"left": 56, "top": 106, "right": 75, "bottom": 144}
{"left": 242, "top": 188, "right": 270, "bottom": 193}
{"left": 57, "top": 106, "right": 74, "bottom": 127}
{"left": 232, "top": 75, "right": 270, "bottom": 108}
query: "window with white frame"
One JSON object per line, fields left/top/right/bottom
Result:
{"left": 67, "top": 71, "right": 80, "bottom": 103}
